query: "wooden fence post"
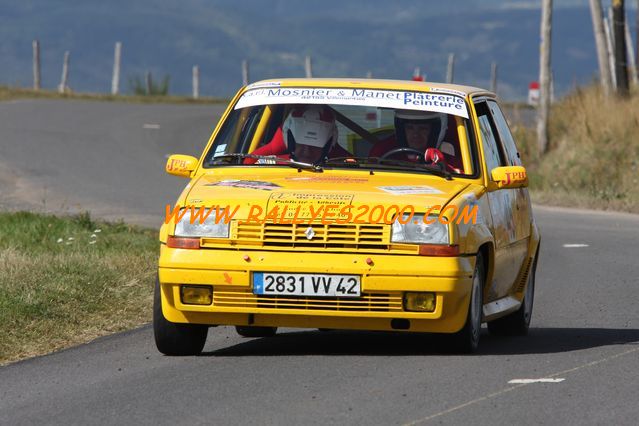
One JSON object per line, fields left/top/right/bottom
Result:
{"left": 32, "top": 40, "right": 41, "bottom": 90}
{"left": 111, "top": 42, "right": 121, "bottom": 95}
{"left": 446, "top": 53, "right": 455, "bottom": 84}
{"left": 304, "top": 55, "right": 313, "bottom": 78}
{"left": 192, "top": 65, "right": 199, "bottom": 99}
{"left": 490, "top": 62, "right": 498, "bottom": 94}
{"left": 58, "top": 51, "right": 70, "bottom": 93}
{"left": 242, "top": 60, "right": 249, "bottom": 86}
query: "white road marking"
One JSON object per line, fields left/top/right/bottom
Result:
{"left": 403, "top": 345, "right": 639, "bottom": 425}
{"left": 143, "top": 123, "right": 160, "bottom": 129}
{"left": 563, "top": 243, "right": 589, "bottom": 248}
{"left": 508, "top": 378, "right": 565, "bottom": 384}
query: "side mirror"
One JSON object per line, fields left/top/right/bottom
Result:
{"left": 165, "top": 154, "right": 198, "bottom": 178}
{"left": 489, "top": 166, "right": 528, "bottom": 190}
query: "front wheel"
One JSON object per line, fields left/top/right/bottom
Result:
{"left": 153, "top": 278, "right": 208, "bottom": 356}
{"left": 448, "top": 253, "right": 484, "bottom": 353}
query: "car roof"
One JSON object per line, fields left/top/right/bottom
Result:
{"left": 245, "top": 78, "right": 495, "bottom": 99}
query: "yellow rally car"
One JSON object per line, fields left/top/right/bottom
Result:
{"left": 154, "top": 78, "right": 540, "bottom": 354}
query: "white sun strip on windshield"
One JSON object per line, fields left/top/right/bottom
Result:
{"left": 234, "top": 87, "right": 469, "bottom": 119}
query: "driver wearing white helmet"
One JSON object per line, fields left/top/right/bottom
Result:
{"left": 284, "top": 105, "right": 338, "bottom": 164}
{"left": 245, "top": 105, "right": 349, "bottom": 165}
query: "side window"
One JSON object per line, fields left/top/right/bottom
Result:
{"left": 474, "top": 102, "right": 506, "bottom": 173}
{"left": 203, "top": 105, "right": 265, "bottom": 165}
{"left": 488, "top": 100, "right": 522, "bottom": 166}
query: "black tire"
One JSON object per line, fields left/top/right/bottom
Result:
{"left": 153, "top": 278, "right": 208, "bottom": 356}
{"left": 448, "top": 252, "right": 484, "bottom": 353}
{"left": 488, "top": 262, "right": 536, "bottom": 336}
{"left": 235, "top": 326, "right": 277, "bottom": 338}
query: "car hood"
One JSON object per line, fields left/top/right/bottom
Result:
{"left": 182, "top": 169, "right": 469, "bottom": 218}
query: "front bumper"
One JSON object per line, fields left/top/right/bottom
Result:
{"left": 158, "top": 246, "right": 476, "bottom": 333}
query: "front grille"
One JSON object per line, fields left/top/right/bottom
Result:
{"left": 234, "top": 221, "right": 390, "bottom": 250}
{"left": 212, "top": 290, "right": 403, "bottom": 312}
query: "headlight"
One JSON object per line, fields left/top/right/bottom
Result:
{"left": 391, "top": 213, "right": 449, "bottom": 244}
{"left": 174, "top": 208, "right": 230, "bottom": 238}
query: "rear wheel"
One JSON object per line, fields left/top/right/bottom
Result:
{"left": 448, "top": 252, "right": 484, "bottom": 353}
{"left": 488, "top": 263, "right": 535, "bottom": 336}
{"left": 153, "top": 278, "right": 208, "bottom": 356}
{"left": 235, "top": 326, "right": 277, "bottom": 338}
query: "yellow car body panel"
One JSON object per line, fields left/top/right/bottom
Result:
{"left": 159, "top": 248, "right": 474, "bottom": 333}
{"left": 158, "top": 78, "right": 540, "bottom": 335}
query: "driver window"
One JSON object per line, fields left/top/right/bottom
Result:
{"left": 488, "top": 100, "right": 522, "bottom": 167}
{"left": 474, "top": 102, "right": 506, "bottom": 174}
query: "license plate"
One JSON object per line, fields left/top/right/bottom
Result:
{"left": 253, "top": 273, "right": 361, "bottom": 297}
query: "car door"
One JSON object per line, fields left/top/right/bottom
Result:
{"left": 488, "top": 100, "right": 532, "bottom": 244}
{"left": 474, "top": 101, "right": 527, "bottom": 301}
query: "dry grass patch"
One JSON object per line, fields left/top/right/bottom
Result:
{"left": 0, "top": 211, "right": 158, "bottom": 365}
{"left": 512, "top": 86, "right": 639, "bottom": 213}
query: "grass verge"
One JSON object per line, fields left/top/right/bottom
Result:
{"left": 512, "top": 85, "right": 639, "bottom": 213}
{"left": 0, "top": 211, "right": 158, "bottom": 365}
{"left": 0, "top": 85, "right": 229, "bottom": 104}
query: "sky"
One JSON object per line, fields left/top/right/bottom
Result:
{"left": 0, "top": 0, "right": 637, "bottom": 99}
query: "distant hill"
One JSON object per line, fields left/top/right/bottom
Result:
{"left": 0, "top": 0, "right": 636, "bottom": 100}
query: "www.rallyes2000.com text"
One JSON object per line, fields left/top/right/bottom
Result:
{"left": 165, "top": 203, "right": 478, "bottom": 225}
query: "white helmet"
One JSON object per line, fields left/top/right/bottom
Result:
{"left": 282, "top": 105, "right": 337, "bottom": 150}
{"left": 394, "top": 109, "right": 448, "bottom": 146}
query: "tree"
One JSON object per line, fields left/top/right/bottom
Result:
{"left": 612, "top": 0, "right": 629, "bottom": 97}
{"left": 537, "top": 0, "right": 553, "bottom": 154}
{"left": 589, "top": 0, "right": 613, "bottom": 95}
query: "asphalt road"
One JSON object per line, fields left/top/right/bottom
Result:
{"left": 1, "top": 100, "right": 638, "bottom": 425}
{"left": 0, "top": 99, "right": 227, "bottom": 226}
{"left": 0, "top": 99, "right": 536, "bottom": 227}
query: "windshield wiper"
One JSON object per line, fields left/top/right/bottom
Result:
{"left": 211, "top": 153, "right": 323, "bottom": 172}
{"left": 325, "top": 156, "right": 452, "bottom": 180}
{"left": 324, "top": 157, "right": 372, "bottom": 167}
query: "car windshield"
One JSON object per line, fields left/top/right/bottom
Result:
{"left": 203, "top": 87, "right": 476, "bottom": 176}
